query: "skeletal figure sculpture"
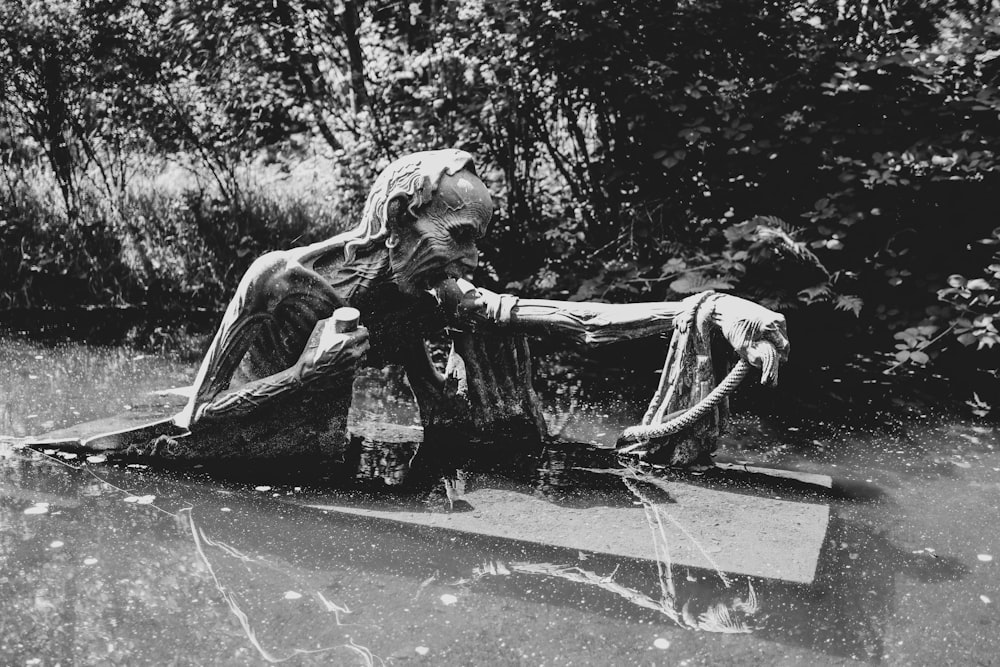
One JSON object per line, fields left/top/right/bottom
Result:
{"left": 170, "top": 149, "right": 788, "bottom": 467}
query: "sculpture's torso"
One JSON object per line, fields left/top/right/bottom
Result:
{"left": 229, "top": 243, "right": 442, "bottom": 390}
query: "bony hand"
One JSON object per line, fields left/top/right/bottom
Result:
{"left": 297, "top": 318, "right": 370, "bottom": 382}
{"left": 709, "top": 294, "right": 789, "bottom": 385}
{"left": 743, "top": 338, "right": 786, "bottom": 385}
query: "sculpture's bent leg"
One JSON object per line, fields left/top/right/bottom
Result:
{"left": 629, "top": 294, "right": 732, "bottom": 466}
{"left": 397, "top": 329, "right": 546, "bottom": 477}
{"left": 450, "top": 330, "right": 547, "bottom": 453}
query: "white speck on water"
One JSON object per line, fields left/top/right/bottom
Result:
{"left": 439, "top": 594, "right": 458, "bottom": 605}
{"left": 220, "top": 507, "right": 231, "bottom": 512}
{"left": 49, "top": 541, "right": 63, "bottom": 549}
{"left": 653, "top": 638, "right": 670, "bottom": 649}
{"left": 981, "top": 595, "right": 992, "bottom": 604}
{"left": 83, "top": 557, "right": 98, "bottom": 565}
{"left": 978, "top": 554, "right": 993, "bottom": 562}
{"left": 26, "top": 659, "right": 41, "bottom": 665}
{"left": 23, "top": 503, "right": 48, "bottom": 515}
{"left": 123, "top": 496, "right": 139, "bottom": 503}
{"left": 415, "top": 646, "right": 429, "bottom": 656}
{"left": 135, "top": 495, "right": 155, "bottom": 505}
{"left": 86, "top": 455, "right": 106, "bottom": 464}
{"left": 255, "top": 486, "right": 272, "bottom": 492}
{"left": 56, "top": 452, "right": 77, "bottom": 460}
{"left": 283, "top": 591, "right": 302, "bottom": 600}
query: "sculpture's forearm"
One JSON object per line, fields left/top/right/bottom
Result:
{"left": 191, "top": 367, "right": 303, "bottom": 423}
{"left": 505, "top": 299, "right": 683, "bottom": 346}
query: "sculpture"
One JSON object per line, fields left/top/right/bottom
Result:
{"left": 156, "top": 149, "right": 787, "bottom": 470}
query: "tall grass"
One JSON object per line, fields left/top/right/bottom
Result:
{"left": 0, "top": 154, "right": 366, "bottom": 311}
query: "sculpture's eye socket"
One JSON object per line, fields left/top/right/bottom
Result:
{"left": 450, "top": 225, "right": 476, "bottom": 245}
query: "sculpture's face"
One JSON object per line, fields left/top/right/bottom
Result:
{"left": 389, "top": 169, "right": 492, "bottom": 295}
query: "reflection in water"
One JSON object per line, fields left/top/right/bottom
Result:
{"left": 1, "top": 332, "right": 999, "bottom": 664}
{"left": 184, "top": 509, "right": 365, "bottom": 664}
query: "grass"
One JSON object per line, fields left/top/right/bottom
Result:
{"left": 0, "top": 153, "right": 368, "bottom": 311}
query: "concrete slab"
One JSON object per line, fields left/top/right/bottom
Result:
{"left": 306, "top": 480, "right": 829, "bottom": 584}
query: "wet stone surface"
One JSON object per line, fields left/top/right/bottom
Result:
{"left": 1, "top": 331, "right": 998, "bottom": 665}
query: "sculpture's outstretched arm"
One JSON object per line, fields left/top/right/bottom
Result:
{"left": 501, "top": 298, "right": 683, "bottom": 346}
{"left": 441, "top": 279, "right": 682, "bottom": 346}
{"left": 175, "top": 252, "right": 368, "bottom": 429}
{"left": 452, "top": 282, "right": 789, "bottom": 384}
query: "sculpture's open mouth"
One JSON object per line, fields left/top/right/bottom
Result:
{"left": 418, "top": 266, "right": 467, "bottom": 291}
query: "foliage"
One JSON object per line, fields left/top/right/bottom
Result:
{"left": 1, "top": 0, "right": 999, "bottom": 411}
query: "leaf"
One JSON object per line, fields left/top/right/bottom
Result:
{"left": 799, "top": 284, "right": 831, "bottom": 299}
{"left": 570, "top": 277, "right": 602, "bottom": 302}
{"left": 966, "top": 278, "right": 993, "bottom": 292}
{"left": 834, "top": 294, "right": 864, "bottom": 317}
{"left": 957, "top": 332, "right": 978, "bottom": 346}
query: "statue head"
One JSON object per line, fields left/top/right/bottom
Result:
{"left": 342, "top": 149, "right": 493, "bottom": 295}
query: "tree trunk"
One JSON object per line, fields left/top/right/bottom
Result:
{"left": 341, "top": 0, "right": 369, "bottom": 113}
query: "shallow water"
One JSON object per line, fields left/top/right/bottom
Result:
{"left": 1, "top": 332, "right": 998, "bottom": 665}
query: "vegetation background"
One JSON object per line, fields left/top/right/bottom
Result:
{"left": 1, "top": 0, "right": 998, "bottom": 417}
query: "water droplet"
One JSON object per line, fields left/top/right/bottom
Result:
{"left": 978, "top": 554, "right": 993, "bottom": 562}
{"left": 23, "top": 504, "right": 48, "bottom": 515}
{"left": 653, "top": 638, "right": 670, "bottom": 649}
{"left": 49, "top": 541, "right": 63, "bottom": 549}
{"left": 220, "top": 507, "right": 231, "bottom": 512}
{"left": 83, "top": 557, "right": 98, "bottom": 565}
{"left": 439, "top": 594, "right": 458, "bottom": 605}
{"left": 981, "top": 595, "right": 992, "bottom": 604}
{"left": 415, "top": 646, "right": 429, "bottom": 656}
{"left": 255, "top": 486, "right": 272, "bottom": 492}
{"left": 284, "top": 591, "right": 302, "bottom": 600}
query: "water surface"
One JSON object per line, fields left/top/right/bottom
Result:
{"left": 1, "top": 332, "right": 998, "bottom": 665}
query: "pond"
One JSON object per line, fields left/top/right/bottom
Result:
{"left": 1, "top": 327, "right": 998, "bottom": 665}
